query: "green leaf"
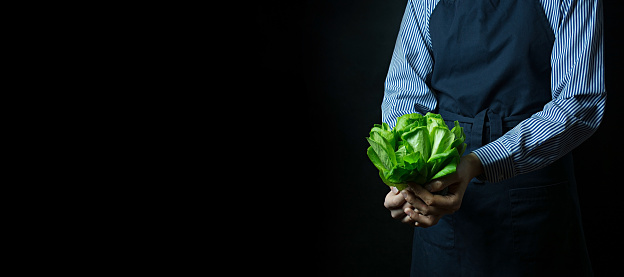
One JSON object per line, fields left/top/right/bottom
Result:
{"left": 450, "top": 121, "right": 466, "bottom": 155}
{"left": 430, "top": 151, "right": 460, "bottom": 180}
{"left": 366, "top": 146, "right": 386, "bottom": 172}
{"left": 429, "top": 126, "right": 455, "bottom": 156}
{"left": 402, "top": 151, "right": 422, "bottom": 170}
{"left": 458, "top": 143, "right": 467, "bottom": 156}
{"left": 394, "top": 113, "right": 426, "bottom": 138}
{"left": 425, "top": 112, "right": 448, "bottom": 135}
{"left": 370, "top": 123, "right": 396, "bottom": 150}
{"left": 395, "top": 145, "right": 407, "bottom": 167}
{"left": 427, "top": 148, "right": 459, "bottom": 181}
{"left": 385, "top": 165, "right": 412, "bottom": 184}
{"left": 401, "top": 126, "right": 431, "bottom": 159}
{"left": 403, "top": 152, "right": 428, "bottom": 185}
{"left": 366, "top": 136, "right": 393, "bottom": 171}
{"left": 395, "top": 113, "right": 424, "bottom": 131}
{"left": 374, "top": 132, "right": 397, "bottom": 165}
{"left": 379, "top": 171, "right": 408, "bottom": 190}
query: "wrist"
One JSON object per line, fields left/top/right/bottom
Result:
{"left": 462, "top": 153, "right": 484, "bottom": 180}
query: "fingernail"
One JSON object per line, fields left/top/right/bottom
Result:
{"left": 391, "top": 186, "right": 398, "bottom": 194}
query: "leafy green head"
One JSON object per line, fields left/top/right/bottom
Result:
{"left": 366, "top": 112, "right": 467, "bottom": 190}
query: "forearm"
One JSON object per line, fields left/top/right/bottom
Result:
{"left": 473, "top": 93, "right": 606, "bottom": 182}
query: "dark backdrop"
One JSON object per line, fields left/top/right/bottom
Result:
{"left": 259, "top": 1, "right": 623, "bottom": 276}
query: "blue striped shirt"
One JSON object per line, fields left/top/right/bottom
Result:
{"left": 382, "top": 0, "right": 606, "bottom": 182}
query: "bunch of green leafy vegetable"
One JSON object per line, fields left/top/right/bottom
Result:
{"left": 366, "top": 112, "right": 466, "bottom": 191}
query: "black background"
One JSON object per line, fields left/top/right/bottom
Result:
{"left": 258, "top": 0, "right": 623, "bottom": 276}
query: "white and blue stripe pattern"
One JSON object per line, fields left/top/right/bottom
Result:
{"left": 382, "top": 0, "right": 606, "bottom": 182}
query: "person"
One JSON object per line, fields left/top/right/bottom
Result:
{"left": 381, "top": 0, "right": 605, "bottom": 276}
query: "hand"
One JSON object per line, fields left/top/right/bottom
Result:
{"left": 384, "top": 186, "right": 417, "bottom": 225}
{"left": 402, "top": 153, "right": 484, "bottom": 228}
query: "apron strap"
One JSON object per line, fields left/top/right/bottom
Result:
{"left": 487, "top": 109, "right": 503, "bottom": 143}
{"left": 439, "top": 109, "right": 533, "bottom": 149}
{"left": 472, "top": 110, "right": 487, "bottom": 149}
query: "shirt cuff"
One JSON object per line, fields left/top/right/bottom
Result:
{"left": 471, "top": 139, "right": 516, "bottom": 183}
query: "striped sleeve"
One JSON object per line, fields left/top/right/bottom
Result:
{"left": 382, "top": 0, "right": 438, "bottom": 129}
{"left": 472, "top": 0, "right": 606, "bottom": 182}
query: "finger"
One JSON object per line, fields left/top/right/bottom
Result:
{"left": 431, "top": 194, "right": 458, "bottom": 208}
{"left": 402, "top": 189, "right": 439, "bottom": 215}
{"left": 425, "top": 172, "right": 460, "bottom": 192}
{"left": 403, "top": 186, "right": 458, "bottom": 217}
{"left": 390, "top": 207, "right": 405, "bottom": 219}
{"left": 412, "top": 182, "right": 461, "bottom": 208}
{"left": 384, "top": 191, "right": 407, "bottom": 209}
{"left": 391, "top": 202, "right": 414, "bottom": 219}
{"left": 408, "top": 184, "right": 435, "bottom": 206}
{"left": 401, "top": 215, "right": 415, "bottom": 224}
{"left": 407, "top": 211, "right": 440, "bottom": 228}
{"left": 402, "top": 190, "right": 427, "bottom": 212}
{"left": 405, "top": 193, "right": 452, "bottom": 216}
{"left": 390, "top": 186, "right": 400, "bottom": 195}
{"left": 401, "top": 206, "right": 416, "bottom": 224}
{"left": 429, "top": 186, "right": 462, "bottom": 208}
{"left": 424, "top": 179, "right": 445, "bottom": 193}
{"left": 402, "top": 207, "right": 417, "bottom": 224}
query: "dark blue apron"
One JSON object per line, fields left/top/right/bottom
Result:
{"left": 410, "top": 0, "right": 593, "bottom": 276}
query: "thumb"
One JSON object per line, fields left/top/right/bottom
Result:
{"left": 424, "top": 173, "right": 458, "bottom": 192}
